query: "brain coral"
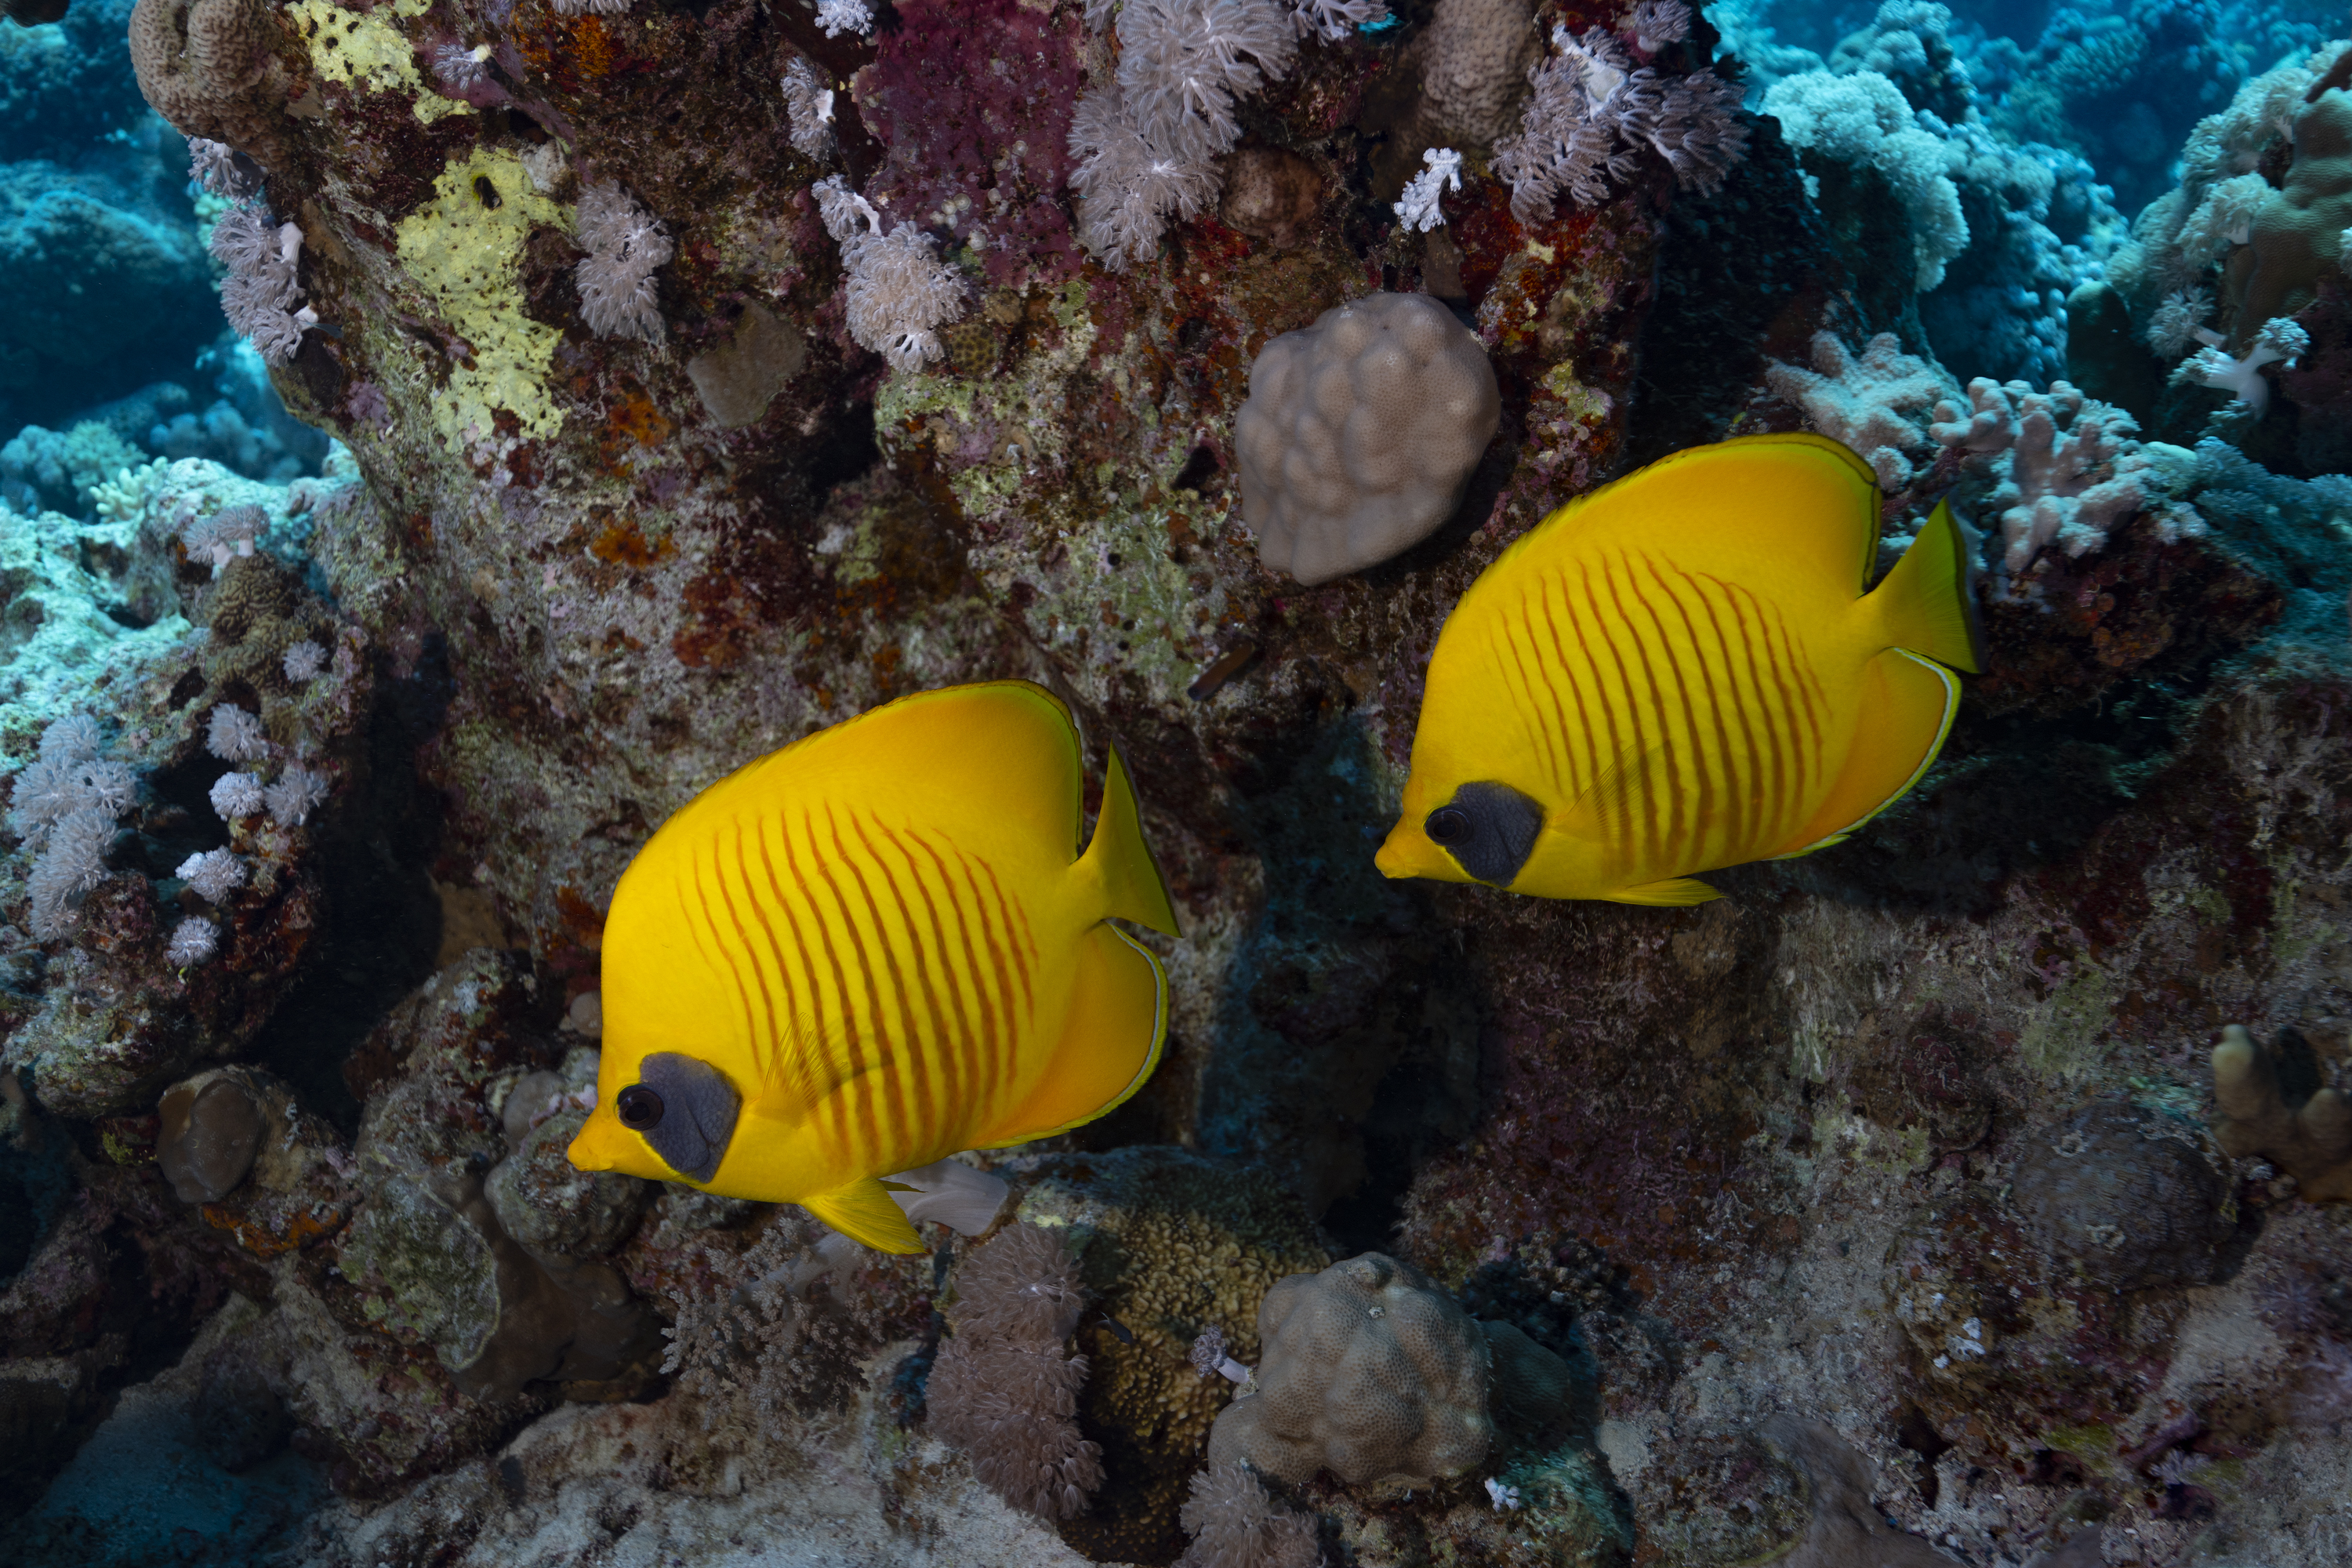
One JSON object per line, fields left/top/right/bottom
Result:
{"left": 128, "top": 0, "right": 292, "bottom": 165}
{"left": 1205, "top": 1250, "right": 1495, "bottom": 1486}
{"left": 1236, "top": 292, "right": 1501, "bottom": 586}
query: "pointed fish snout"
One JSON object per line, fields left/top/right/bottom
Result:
{"left": 565, "top": 1112, "right": 626, "bottom": 1171}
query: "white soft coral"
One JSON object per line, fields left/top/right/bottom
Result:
{"left": 575, "top": 183, "right": 673, "bottom": 343}
{"left": 1493, "top": 24, "right": 1746, "bottom": 225}
{"left": 813, "top": 177, "right": 971, "bottom": 371}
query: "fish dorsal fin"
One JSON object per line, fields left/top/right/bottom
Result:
{"left": 1559, "top": 744, "right": 1670, "bottom": 844}
{"left": 803, "top": 1176, "right": 928, "bottom": 1254}
{"left": 1497, "top": 433, "right": 1882, "bottom": 598}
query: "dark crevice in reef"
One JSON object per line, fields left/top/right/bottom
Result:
{"left": 1798, "top": 666, "right": 2212, "bottom": 915}
{"left": 245, "top": 641, "right": 454, "bottom": 1137}
{"left": 1192, "top": 714, "right": 1483, "bottom": 1225}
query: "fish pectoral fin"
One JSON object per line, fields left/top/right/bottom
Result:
{"left": 802, "top": 1177, "right": 929, "bottom": 1254}
{"left": 1772, "top": 646, "right": 1958, "bottom": 858}
{"left": 974, "top": 921, "right": 1167, "bottom": 1149}
{"left": 1612, "top": 877, "right": 1723, "bottom": 906}
{"left": 747, "top": 1015, "right": 864, "bottom": 1122}
{"left": 1560, "top": 744, "right": 1670, "bottom": 844}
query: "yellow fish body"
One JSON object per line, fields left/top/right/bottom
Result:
{"left": 1375, "top": 434, "right": 1983, "bottom": 905}
{"left": 568, "top": 681, "right": 1180, "bottom": 1252}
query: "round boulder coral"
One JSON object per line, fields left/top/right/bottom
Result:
{"left": 1207, "top": 1250, "right": 1494, "bottom": 1486}
{"left": 1236, "top": 292, "right": 1501, "bottom": 586}
{"left": 2011, "top": 1099, "right": 2236, "bottom": 1290}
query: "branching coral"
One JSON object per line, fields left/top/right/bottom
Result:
{"left": 1492, "top": 24, "right": 1746, "bottom": 223}
{"left": 10, "top": 713, "right": 135, "bottom": 939}
{"left": 2212, "top": 1024, "right": 2352, "bottom": 1203}
{"left": 574, "top": 183, "right": 672, "bottom": 343}
{"left": 1762, "top": 330, "right": 1955, "bottom": 491}
{"left": 1174, "top": 1462, "right": 1323, "bottom": 1568}
{"left": 811, "top": 176, "right": 970, "bottom": 370}
{"left": 1928, "top": 377, "right": 2180, "bottom": 572}
{"left": 927, "top": 1223, "right": 1102, "bottom": 1519}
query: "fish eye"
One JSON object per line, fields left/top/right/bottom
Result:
{"left": 1425, "top": 806, "right": 1472, "bottom": 846}
{"left": 617, "top": 1084, "right": 665, "bottom": 1130}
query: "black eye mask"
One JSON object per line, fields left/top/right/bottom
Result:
{"left": 622, "top": 1052, "right": 740, "bottom": 1184}
{"left": 1425, "top": 780, "right": 1545, "bottom": 887}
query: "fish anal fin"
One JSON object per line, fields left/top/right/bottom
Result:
{"left": 803, "top": 1176, "right": 928, "bottom": 1254}
{"left": 975, "top": 923, "right": 1167, "bottom": 1149}
{"left": 1774, "top": 647, "right": 1957, "bottom": 858}
{"left": 1612, "top": 877, "right": 1722, "bottom": 906}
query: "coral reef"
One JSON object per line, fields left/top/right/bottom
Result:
{"left": 11, "top": 0, "right": 2352, "bottom": 1562}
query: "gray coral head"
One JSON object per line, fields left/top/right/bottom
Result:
{"left": 1236, "top": 292, "right": 1501, "bottom": 585}
{"left": 1206, "top": 1250, "right": 1497, "bottom": 1486}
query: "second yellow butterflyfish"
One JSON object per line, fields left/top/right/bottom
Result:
{"left": 568, "top": 681, "right": 1181, "bottom": 1252}
{"left": 1375, "top": 434, "right": 1984, "bottom": 905}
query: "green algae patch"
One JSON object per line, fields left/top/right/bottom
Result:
{"left": 286, "top": 0, "right": 471, "bottom": 122}
{"left": 2016, "top": 965, "right": 2114, "bottom": 1084}
{"left": 395, "top": 147, "right": 568, "bottom": 448}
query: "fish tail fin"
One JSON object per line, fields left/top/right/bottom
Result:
{"left": 1871, "top": 499, "right": 1984, "bottom": 673}
{"left": 803, "top": 1175, "right": 928, "bottom": 1254}
{"left": 1076, "top": 742, "right": 1181, "bottom": 937}
{"left": 1772, "top": 647, "right": 1958, "bottom": 856}
{"left": 974, "top": 923, "right": 1167, "bottom": 1147}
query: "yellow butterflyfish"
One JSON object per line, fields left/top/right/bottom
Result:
{"left": 1374, "top": 434, "right": 1983, "bottom": 905}
{"left": 568, "top": 681, "right": 1181, "bottom": 1253}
